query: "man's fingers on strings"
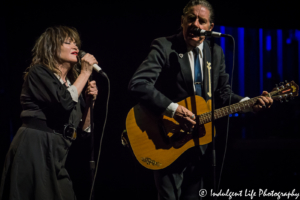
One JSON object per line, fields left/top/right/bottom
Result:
{"left": 185, "top": 117, "right": 196, "bottom": 125}
{"left": 180, "top": 106, "right": 195, "bottom": 119}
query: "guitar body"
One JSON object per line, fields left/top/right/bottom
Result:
{"left": 125, "top": 96, "right": 216, "bottom": 170}
{"left": 125, "top": 81, "right": 299, "bottom": 170}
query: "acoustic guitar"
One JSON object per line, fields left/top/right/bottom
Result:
{"left": 125, "top": 81, "right": 299, "bottom": 170}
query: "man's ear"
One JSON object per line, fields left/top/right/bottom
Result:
{"left": 209, "top": 23, "right": 214, "bottom": 31}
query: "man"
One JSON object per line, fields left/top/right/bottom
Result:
{"left": 128, "top": 0, "right": 272, "bottom": 199}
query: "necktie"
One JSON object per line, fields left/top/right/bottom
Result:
{"left": 194, "top": 47, "right": 202, "bottom": 96}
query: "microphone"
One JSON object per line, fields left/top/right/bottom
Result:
{"left": 191, "top": 28, "right": 230, "bottom": 38}
{"left": 78, "top": 50, "right": 106, "bottom": 76}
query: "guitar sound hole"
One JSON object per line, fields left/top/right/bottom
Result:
{"left": 170, "top": 131, "right": 193, "bottom": 149}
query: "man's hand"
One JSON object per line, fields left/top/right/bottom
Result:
{"left": 252, "top": 91, "right": 273, "bottom": 113}
{"left": 173, "top": 105, "right": 196, "bottom": 131}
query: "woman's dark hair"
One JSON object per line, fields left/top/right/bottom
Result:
{"left": 25, "top": 26, "right": 81, "bottom": 83}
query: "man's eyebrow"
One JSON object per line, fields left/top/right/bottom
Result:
{"left": 187, "top": 13, "right": 196, "bottom": 17}
{"left": 198, "top": 16, "right": 207, "bottom": 22}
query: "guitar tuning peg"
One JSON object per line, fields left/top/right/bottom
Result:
{"left": 278, "top": 95, "right": 283, "bottom": 103}
{"left": 280, "top": 83, "right": 285, "bottom": 89}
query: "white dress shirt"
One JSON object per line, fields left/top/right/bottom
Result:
{"left": 54, "top": 74, "right": 78, "bottom": 102}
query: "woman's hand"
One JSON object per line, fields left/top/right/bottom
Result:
{"left": 80, "top": 53, "right": 97, "bottom": 75}
{"left": 85, "top": 80, "right": 98, "bottom": 101}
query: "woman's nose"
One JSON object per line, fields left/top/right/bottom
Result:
{"left": 72, "top": 44, "right": 78, "bottom": 50}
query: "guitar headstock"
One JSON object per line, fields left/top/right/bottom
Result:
{"left": 270, "top": 80, "right": 299, "bottom": 102}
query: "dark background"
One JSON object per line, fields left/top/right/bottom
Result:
{"left": 1, "top": 0, "right": 300, "bottom": 199}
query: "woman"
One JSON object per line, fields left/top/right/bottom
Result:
{"left": 0, "top": 26, "right": 98, "bottom": 200}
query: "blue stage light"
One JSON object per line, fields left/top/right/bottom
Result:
{"left": 277, "top": 30, "right": 283, "bottom": 81}
{"left": 220, "top": 26, "right": 225, "bottom": 53}
{"left": 266, "top": 35, "right": 272, "bottom": 51}
{"left": 238, "top": 28, "right": 245, "bottom": 97}
{"left": 259, "top": 29, "right": 263, "bottom": 92}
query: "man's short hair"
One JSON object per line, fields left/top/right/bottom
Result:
{"left": 183, "top": 0, "right": 215, "bottom": 25}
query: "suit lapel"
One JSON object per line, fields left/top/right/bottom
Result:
{"left": 203, "top": 40, "right": 212, "bottom": 100}
{"left": 175, "top": 33, "right": 194, "bottom": 95}
{"left": 178, "top": 52, "right": 193, "bottom": 95}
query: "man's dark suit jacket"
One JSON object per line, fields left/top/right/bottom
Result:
{"left": 128, "top": 32, "right": 243, "bottom": 116}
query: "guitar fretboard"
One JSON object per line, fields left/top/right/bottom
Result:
{"left": 198, "top": 90, "right": 277, "bottom": 125}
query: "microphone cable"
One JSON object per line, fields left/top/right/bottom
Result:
{"left": 89, "top": 72, "right": 110, "bottom": 200}
{"left": 217, "top": 34, "right": 235, "bottom": 191}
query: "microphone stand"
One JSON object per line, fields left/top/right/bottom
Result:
{"left": 89, "top": 74, "right": 95, "bottom": 200}
{"left": 195, "top": 29, "right": 232, "bottom": 198}
{"left": 209, "top": 37, "right": 217, "bottom": 200}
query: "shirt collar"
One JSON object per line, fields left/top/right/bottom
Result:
{"left": 196, "top": 42, "right": 204, "bottom": 58}
{"left": 54, "top": 73, "right": 71, "bottom": 87}
{"left": 187, "top": 42, "right": 204, "bottom": 58}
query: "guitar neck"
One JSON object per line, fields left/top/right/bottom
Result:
{"left": 198, "top": 91, "right": 276, "bottom": 124}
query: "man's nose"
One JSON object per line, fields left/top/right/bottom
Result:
{"left": 192, "top": 19, "right": 200, "bottom": 27}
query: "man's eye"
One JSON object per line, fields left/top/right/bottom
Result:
{"left": 188, "top": 17, "right": 196, "bottom": 22}
{"left": 64, "top": 42, "right": 70, "bottom": 44}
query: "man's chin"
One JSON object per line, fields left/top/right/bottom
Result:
{"left": 187, "top": 38, "right": 202, "bottom": 48}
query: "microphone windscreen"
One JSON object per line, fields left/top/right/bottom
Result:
{"left": 191, "top": 28, "right": 201, "bottom": 36}
{"left": 78, "top": 50, "right": 86, "bottom": 58}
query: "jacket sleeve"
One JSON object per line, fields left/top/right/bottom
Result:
{"left": 128, "top": 39, "right": 173, "bottom": 116}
